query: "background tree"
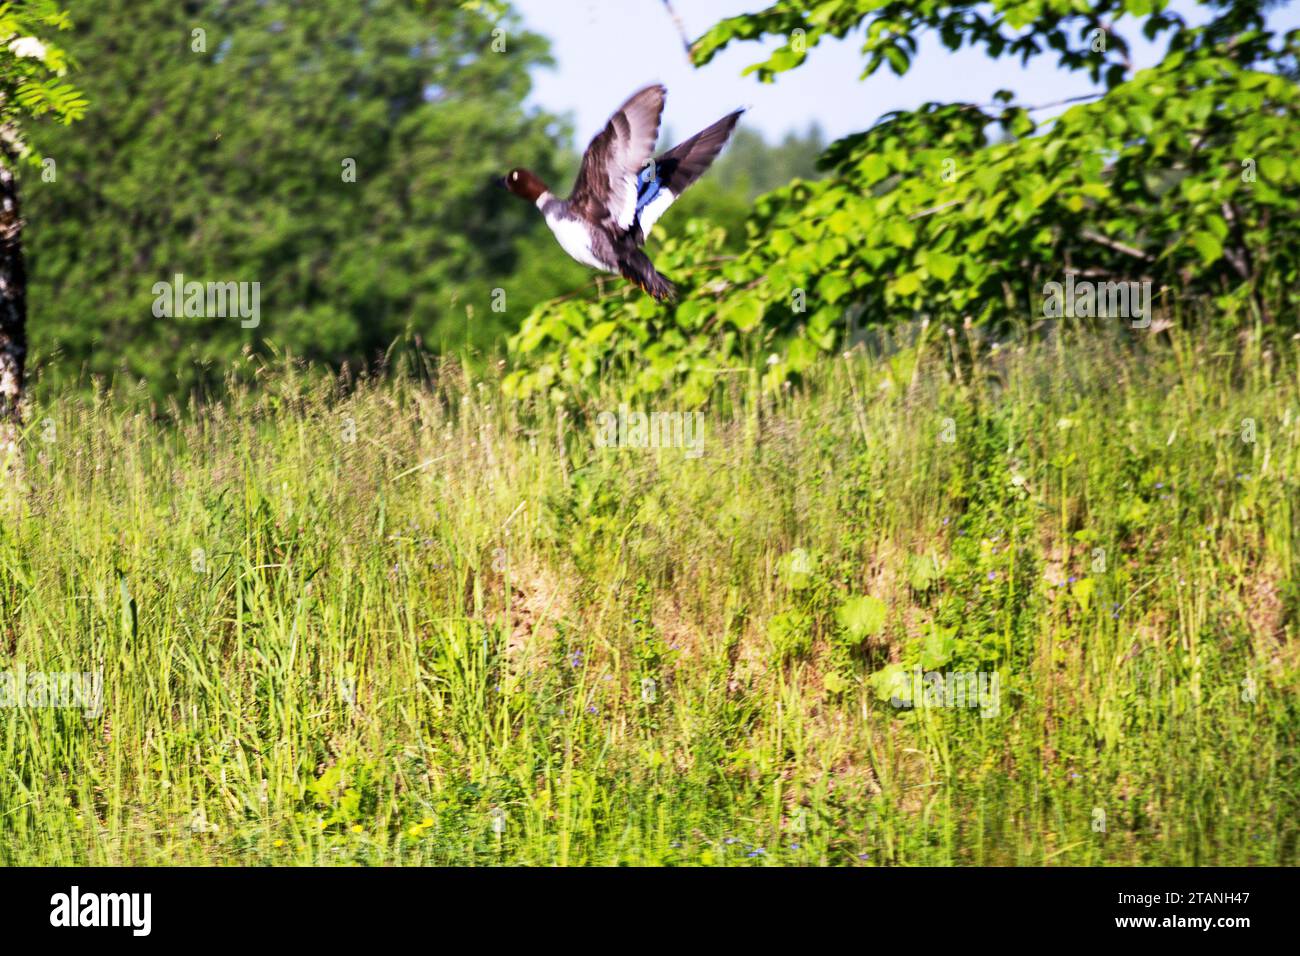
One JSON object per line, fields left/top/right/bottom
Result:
{"left": 0, "top": 0, "right": 84, "bottom": 496}
{"left": 24, "top": 0, "right": 570, "bottom": 400}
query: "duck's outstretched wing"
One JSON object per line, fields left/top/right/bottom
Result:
{"left": 635, "top": 108, "right": 745, "bottom": 244}
{"left": 569, "top": 84, "right": 666, "bottom": 232}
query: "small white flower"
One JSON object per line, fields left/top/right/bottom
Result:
{"left": 9, "top": 37, "right": 47, "bottom": 60}
{"left": 766, "top": 353, "right": 781, "bottom": 366}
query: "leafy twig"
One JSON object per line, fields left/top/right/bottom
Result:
{"left": 1079, "top": 228, "right": 1152, "bottom": 261}
{"left": 659, "top": 0, "right": 693, "bottom": 63}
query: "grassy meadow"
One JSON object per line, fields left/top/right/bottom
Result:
{"left": 1, "top": 323, "right": 1297, "bottom": 865}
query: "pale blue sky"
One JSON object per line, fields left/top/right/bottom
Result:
{"left": 512, "top": 0, "right": 1300, "bottom": 146}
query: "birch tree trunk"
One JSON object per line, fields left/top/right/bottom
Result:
{"left": 0, "top": 157, "right": 28, "bottom": 506}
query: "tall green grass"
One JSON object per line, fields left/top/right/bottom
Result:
{"left": 2, "top": 323, "right": 1297, "bottom": 865}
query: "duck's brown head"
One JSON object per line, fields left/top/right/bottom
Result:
{"left": 500, "top": 168, "right": 548, "bottom": 203}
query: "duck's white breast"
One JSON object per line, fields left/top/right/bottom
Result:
{"left": 539, "top": 199, "right": 612, "bottom": 273}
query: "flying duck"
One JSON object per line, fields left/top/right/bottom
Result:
{"left": 501, "top": 84, "right": 743, "bottom": 301}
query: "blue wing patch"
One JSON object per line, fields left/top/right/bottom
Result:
{"left": 635, "top": 165, "right": 662, "bottom": 219}
{"left": 633, "top": 163, "right": 677, "bottom": 240}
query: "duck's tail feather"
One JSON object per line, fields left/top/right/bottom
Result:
{"left": 619, "top": 251, "right": 677, "bottom": 302}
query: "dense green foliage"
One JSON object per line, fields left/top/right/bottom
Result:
{"left": 24, "top": 0, "right": 569, "bottom": 397}
{"left": 2, "top": 327, "right": 1296, "bottom": 864}
{"left": 507, "top": 0, "right": 1300, "bottom": 404}
{"left": 0, "top": 0, "right": 85, "bottom": 155}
